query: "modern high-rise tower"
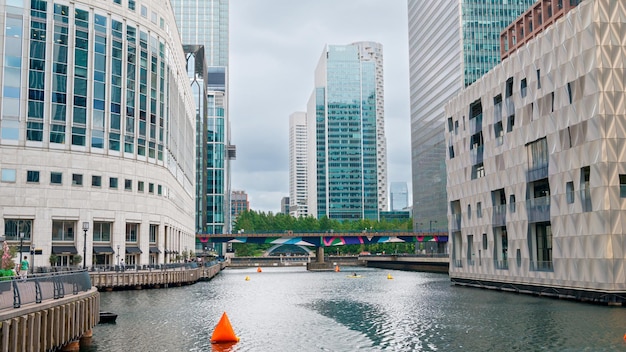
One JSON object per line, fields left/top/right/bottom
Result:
{"left": 307, "top": 42, "right": 388, "bottom": 220}
{"left": 408, "top": 0, "right": 536, "bottom": 232}
{"left": 390, "top": 182, "right": 409, "bottom": 211}
{"left": 288, "top": 112, "right": 308, "bottom": 217}
{"left": 171, "top": 0, "right": 235, "bottom": 243}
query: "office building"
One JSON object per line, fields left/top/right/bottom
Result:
{"left": 170, "top": 0, "right": 235, "bottom": 243}
{"left": 390, "top": 182, "right": 408, "bottom": 211}
{"left": 444, "top": 0, "right": 625, "bottom": 302}
{"left": 0, "top": 0, "right": 197, "bottom": 268}
{"left": 408, "top": 0, "right": 535, "bottom": 234}
{"left": 307, "top": 42, "right": 387, "bottom": 220}
{"left": 230, "top": 190, "right": 249, "bottom": 228}
{"left": 280, "top": 197, "right": 290, "bottom": 215}
{"left": 288, "top": 112, "right": 308, "bottom": 217}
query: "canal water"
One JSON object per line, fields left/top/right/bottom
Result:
{"left": 85, "top": 266, "right": 626, "bottom": 351}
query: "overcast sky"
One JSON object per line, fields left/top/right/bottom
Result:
{"left": 229, "top": 1, "right": 411, "bottom": 213}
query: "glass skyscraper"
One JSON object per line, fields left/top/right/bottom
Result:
{"left": 307, "top": 42, "right": 387, "bottom": 221}
{"left": 408, "top": 0, "right": 535, "bottom": 233}
{"left": 171, "top": 0, "right": 234, "bottom": 241}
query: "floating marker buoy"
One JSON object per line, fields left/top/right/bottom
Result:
{"left": 245, "top": 276, "right": 250, "bottom": 281}
{"left": 623, "top": 333, "right": 626, "bottom": 341}
{"left": 387, "top": 274, "right": 394, "bottom": 280}
{"left": 335, "top": 265, "right": 340, "bottom": 272}
{"left": 257, "top": 266, "right": 262, "bottom": 273}
{"left": 211, "top": 312, "right": 240, "bottom": 344}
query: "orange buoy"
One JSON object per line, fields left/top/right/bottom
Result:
{"left": 257, "top": 266, "right": 262, "bottom": 272}
{"left": 334, "top": 265, "right": 340, "bottom": 272}
{"left": 211, "top": 312, "right": 240, "bottom": 344}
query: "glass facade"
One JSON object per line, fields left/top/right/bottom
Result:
{"left": 313, "top": 43, "right": 384, "bottom": 221}
{"left": 171, "top": 1, "right": 232, "bottom": 247}
{"left": 462, "top": 0, "right": 537, "bottom": 87}
{"left": 408, "top": 0, "right": 535, "bottom": 232}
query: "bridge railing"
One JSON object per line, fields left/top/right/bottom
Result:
{"left": 0, "top": 270, "right": 92, "bottom": 311}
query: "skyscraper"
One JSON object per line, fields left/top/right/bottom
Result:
{"left": 288, "top": 112, "right": 308, "bottom": 217}
{"left": 307, "top": 42, "right": 387, "bottom": 220}
{"left": 170, "top": 0, "right": 235, "bottom": 240}
{"left": 390, "top": 182, "right": 409, "bottom": 211}
{"left": 408, "top": 0, "right": 535, "bottom": 232}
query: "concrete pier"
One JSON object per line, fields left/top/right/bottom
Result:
{"left": 0, "top": 287, "right": 99, "bottom": 352}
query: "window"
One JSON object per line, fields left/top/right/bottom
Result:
{"left": 477, "top": 202, "right": 482, "bottom": 218}
{"left": 27, "top": 170, "right": 40, "bottom": 183}
{"left": 620, "top": 175, "right": 626, "bottom": 198}
{"left": 138, "top": 181, "right": 144, "bottom": 192}
{"left": 110, "top": 177, "right": 118, "bottom": 189}
{"left": 128, "top": 0, "right": 136, "bottom": 10}
{"left": 52, "top": 220, "right": 75, "bottom": 241}
{"left": 566, "top": 181, "right": 575, "bottom": 203}
{"left": 537, "top": 69, "right": 541, "bottom": 89}
{"left": 126, "top": 223, "right": 139, "bottom": 242}
{"left": 92, "top": 175, "right": 102, "bottom": 187}
{"left": 567, "top": 82, "right": 573, "bottom": 104}
{"left": 125, "top": 179, "right": 132, "bottom": 191}
{"left": 510, "top": 194, "right": 516, "bottom": 213}
{"left": 93, "top": 222, "right": 111, "bottom": 242}
{"left": 51, "top": 172, "right": 62, "bottom": 184}
{"left": 1, "top": 169, "right": 16, "bottom": 182}
{"left": 482, "top": 233, "right": 487, "bottom": 250}
{"left": 141, "top": 5, "right": 147, "bottom": 17}
{"left": 157, "top": 184, "right": 162, "bottom": 195}
{"left": 507, "top": 114, "right": 515, "bottom": 132}
{"left": 72, "top": 173, "right": 83, "bottom": 186}
{"left": 4, "top": 219, "right": 32, "bottom": 240}
{"left": 149, "top": 224, "right": 158, "bottom": 243}
{"left": 506, "top": 77, "right": 514, "bottom": 97}
{"left": 467, "top": 204, "right": 472, "bottom": 219}
{"left": 520, "top": 78, "right": 527, "bottom": 98}
{"left": 471, "top": 163, "right": 485, "bottom": 179}
{"left": 149, "top": 183, "right": 154, "bottom": 194}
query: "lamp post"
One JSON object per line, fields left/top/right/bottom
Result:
{"left": 116, "top": 245, "right": 120, "bottom": 266}
{"left": 19, "top": 232, "right": 24, "bottom": 272}
{"left": 82, "top": 222, "right": 89, "bottom": 270}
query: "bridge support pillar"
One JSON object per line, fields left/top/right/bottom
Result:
{"left": 316, "top": 247, "right": 324, "bottom": 263}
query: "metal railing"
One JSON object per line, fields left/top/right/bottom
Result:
{"left": 0, "top": 270, "right": 92, "bottom": 311}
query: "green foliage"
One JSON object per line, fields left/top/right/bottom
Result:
{"left": 49, "top": 254, "right": 59, "bottom": 266}
{"left": 72, "top": 254, "right": 82, "bottom": 266}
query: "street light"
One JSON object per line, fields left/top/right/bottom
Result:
{"left": 19, "top": 232, "right": 24, "bottom": 272}
{"left": 82, "top": 222, "right": 89, "bottom": 270}
{"left": 429, "top": 220, "right": 437, "bottom": 233}
{"left": 116, "top": 245, "right": 120, "bottom": 266}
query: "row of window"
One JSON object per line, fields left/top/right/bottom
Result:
{"left": 4, "top": 219, "right": 159, "bottom": 243}
{"left": 0, "top": 169, "right": 165, "bottom": 195}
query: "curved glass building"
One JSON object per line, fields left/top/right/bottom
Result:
{"left": 0, "top": 0, "right": 196, "bottom": 269}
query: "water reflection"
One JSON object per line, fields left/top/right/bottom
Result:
{"left": 85, "top": 267, "right": 626, "bottom": 352}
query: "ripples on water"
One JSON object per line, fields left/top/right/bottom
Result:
{"left": 84, "top": 267, "right": 626, "bottom": 352}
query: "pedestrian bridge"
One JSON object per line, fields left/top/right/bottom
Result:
{"left": 196, "top": 231, "right": 448, "bottom": 247}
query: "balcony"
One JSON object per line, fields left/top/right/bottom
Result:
{"left": 470, "top": 145, "right": 484, "bottom": 165}
{"left": 492, "top": 204, "right": 506, "bottom": 226}
{"left": 530, "top": 260, "right": 553, "bottom": 272}
{"left": 450, "top": 214, "right": 461, "bottom": 231}
{"left": 453, "top": 259, "right": 463, "bottom": 268}
{"left": 469, "top": 113, "right": 483, "bottom": 134}
{"left": 526, "top": 196, "right": 550, "bottom": 223}
{"left": 526, "top": 164, "right": 548, "bottom": 182}
{"left": 494, "top": 259, "right": 509, "bottom": 270}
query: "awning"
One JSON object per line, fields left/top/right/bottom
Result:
{"left": 125, "top": 246, "right": 142, "bottom": 254}
{"left": 149, "top": 247, "right": 161, "bottom": 254}
{"left": 52, "top": 246, "right": 78, "bottom": 254}
{"left": 93, "top": 246, "right": 114, "bottom": 254}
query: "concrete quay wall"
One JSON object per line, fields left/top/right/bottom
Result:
{"left": 0, "top": 288, "right": 99, "bottom": 352}
{"left": 90, "top": 263, "right": 223, "bottom": 291}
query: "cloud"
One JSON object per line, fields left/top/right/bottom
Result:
{"left": 230, "top": 1, "right": 410, "bottom": 212}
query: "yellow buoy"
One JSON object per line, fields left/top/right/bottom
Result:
{"left": 387, "top": 274, "right": 394, "bottom": 280}
{"left": 245, "top": 276, "right": 250, "bottom": 281}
